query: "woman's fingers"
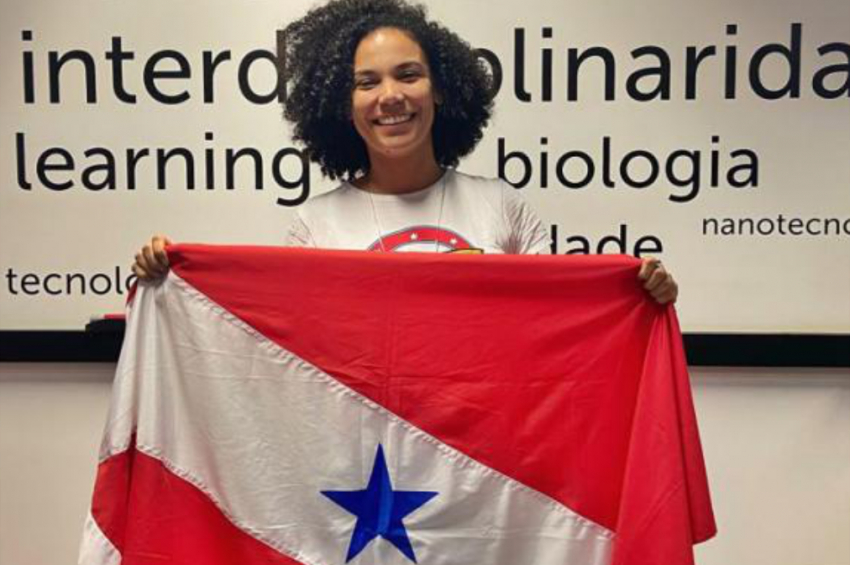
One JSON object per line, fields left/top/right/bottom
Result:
{"left": 134, "top": 251, "right": 155, "bottom": 279}
{"left": 142, "top": 244, "right": 161, "bottom": 274}
{"left": 638, "top": 257, "right": 678, "bottom": 304}
{"left": 639, "top": 257, "right": 663, "bottom": 289}
{"left": 133, "top": 235, "right": 173, "bottom": 280}
{"left": 151, "top": 235, "right": 171, "bottom": 270}
{"left": 650, "top": 278, "right": 678, "bottom": 304}
{"left": 645, "top": 265, "right": 668, "bottom": 292}
{"left": 638, "top": 257, "right": 660, "bottom": 280}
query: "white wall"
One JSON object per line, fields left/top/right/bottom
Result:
{"left": 1, "top": 363, "right": 848, "bottom": 565}
{"left": 691, "top": 369, "right": 850, "bottom": 565}
{"left": 0, "top": 364, "right": 112, "bottom": 565}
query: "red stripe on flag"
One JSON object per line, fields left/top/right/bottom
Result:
{"left": 91, "top": 445, "right": 306, "bottom": 565}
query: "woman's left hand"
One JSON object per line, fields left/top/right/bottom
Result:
{"left": 638, "top": 257, "right": 678, "bottom": 304}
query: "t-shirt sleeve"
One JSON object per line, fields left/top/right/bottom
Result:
{"left": 501, "top": 186, "right": 551, "bottom": 255}
{"left": 284, "top": 212, "right": 318, "bottom": 248}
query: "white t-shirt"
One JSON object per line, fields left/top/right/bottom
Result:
{"left": 285, "top": 170, "right": 550, "bottom": 254}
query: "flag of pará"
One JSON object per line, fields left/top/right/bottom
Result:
{"left": 79, "top": 246, "right": 716, "bottom": 565}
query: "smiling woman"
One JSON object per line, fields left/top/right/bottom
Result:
{"left": 280, "top": 0, "right": 493, "bottom": 185}
{"left": 277, "top": 0, "right": 556, "bottom": 255}
{"left": 132, "top": 0, "right": 678, "bottom": 303}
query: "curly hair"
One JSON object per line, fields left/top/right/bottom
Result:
{"left": 281, "top": 0, "right": 494, "bottom": 180}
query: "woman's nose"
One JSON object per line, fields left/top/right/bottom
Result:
{"left": 378, "top": 79, "right": 404, "bottom": 105}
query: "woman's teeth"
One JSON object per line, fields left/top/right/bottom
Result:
{"left": 376, "top": 114, "right": 414, "bottom": 125}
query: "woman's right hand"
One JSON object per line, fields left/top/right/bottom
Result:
{"left": 132, "top": 235, "right": 173, "bottom": 280}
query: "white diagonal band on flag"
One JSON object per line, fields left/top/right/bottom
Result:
{"left": 89, "top": 272, "right": 613, "bottom": 565}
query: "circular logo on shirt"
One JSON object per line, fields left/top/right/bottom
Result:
{"left": 368, "top": 226, "right": 482, "bottom": 253}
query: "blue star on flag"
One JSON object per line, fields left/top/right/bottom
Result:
{"left": 322, "top": 444, "right": 438, "bottom": 563}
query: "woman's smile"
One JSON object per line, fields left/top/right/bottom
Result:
{"left": 374, "top": 113, "right": 416, "bottom": 126}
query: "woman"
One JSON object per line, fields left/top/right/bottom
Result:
{"left": 133, "top": 0, "right": 677, "bottom": 303}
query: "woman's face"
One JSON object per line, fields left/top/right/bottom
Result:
{"left": 351, "top": 27, "right": 438, "bottom": 162}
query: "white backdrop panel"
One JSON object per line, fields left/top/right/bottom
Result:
{"left": 1, "top": 0, "right": 848, "bottom": 332}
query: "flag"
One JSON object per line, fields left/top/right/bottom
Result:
{"left": 79, "top": 245, "right": 715, "bottom": 565}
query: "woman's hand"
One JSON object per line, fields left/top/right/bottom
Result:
{"left": 638, "top": 257, "right": 678, "bottom": 304}
{"left": 132, "top": 235, "right": 172, "bottom": 281}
